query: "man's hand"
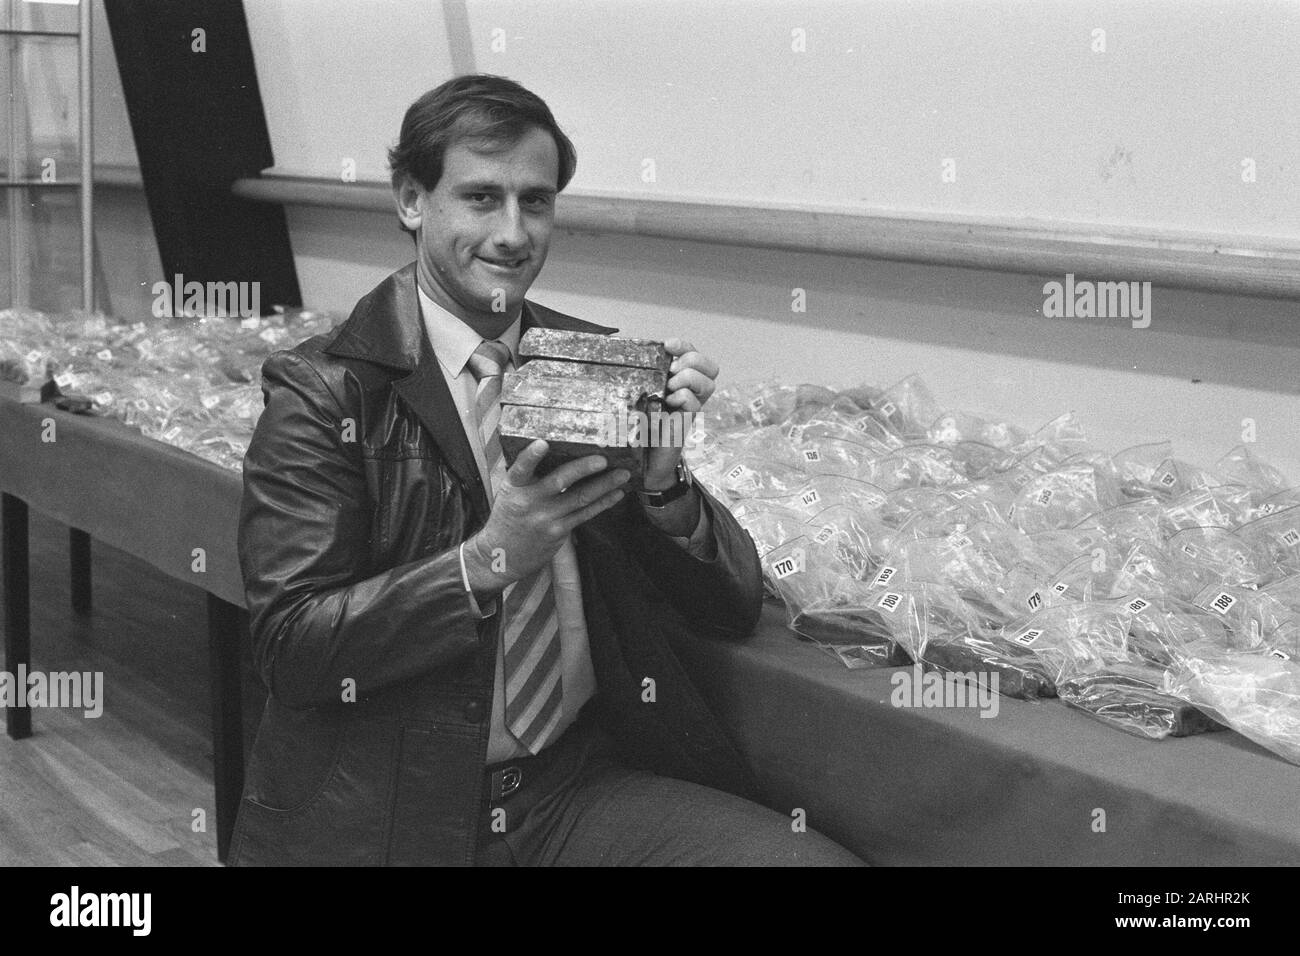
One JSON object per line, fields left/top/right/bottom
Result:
{"left": 645, "top": 337, "right": 719, "bottom": 488}
{"left": 463, "top": 440, "right": 629, "bottom": 598}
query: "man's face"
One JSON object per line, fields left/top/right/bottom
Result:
{"left": 402, "top": 126, "right": 559, "bottom": 334}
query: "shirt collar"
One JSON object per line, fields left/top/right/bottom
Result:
{"left": 417, "top": 284, "right": 522, "bottom": 378}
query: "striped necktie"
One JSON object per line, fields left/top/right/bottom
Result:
{"left": 467, "top": 340, "right": 564, "bottom": 754}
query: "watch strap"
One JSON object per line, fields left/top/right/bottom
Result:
{"left": 637, "top": 462, "right": 693, "bottom": 508}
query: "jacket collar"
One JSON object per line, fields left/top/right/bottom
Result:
{"left": 322, "top": 262, "right": 616, "bottom": 521}
{"left": 322, "top": 261, "right": 615, "bottom": 370}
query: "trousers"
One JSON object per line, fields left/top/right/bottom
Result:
{"left": 475, "top": 711, "right": 866, "bottom": 867}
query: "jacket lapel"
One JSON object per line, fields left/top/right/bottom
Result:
{"left": 323, "top": 263, "right": 617, "bottom": 522}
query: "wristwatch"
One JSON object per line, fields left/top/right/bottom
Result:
{"left": 637, "top": 460, "right": 694, "bottom": 508}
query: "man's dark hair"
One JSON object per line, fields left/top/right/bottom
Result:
{"left": 388, "top": 74, "right": 578, "bottom": 194}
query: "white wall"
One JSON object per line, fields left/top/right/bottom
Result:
{"left": 248, "top": 0, "right": 1300, "bottom": 239}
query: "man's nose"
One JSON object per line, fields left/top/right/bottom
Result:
{"left": 490, "top": 200, "right": 528, "bottom": 249}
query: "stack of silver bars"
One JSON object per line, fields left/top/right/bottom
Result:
{"left": 499, "top": 328, "right": 672, "bottom": 487}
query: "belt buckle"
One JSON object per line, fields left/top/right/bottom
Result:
{"left": 496, "top": 765, "right": 522, "bottom": 801}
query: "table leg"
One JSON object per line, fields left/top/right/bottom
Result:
{"left": 2, "top": 493, "right": 32, "bottom": 740}
{"left": 206, "top": 593, "right": 245, "bottom": 863}
{"left": 70, "top": 527, "right": 92, "bottom": 615}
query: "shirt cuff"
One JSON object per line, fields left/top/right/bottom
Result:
{"left": 459, "top": 541, "right": 497, "bottom": 619}
{"left": 671, "top": 499, "right": 718, "bottom": 560}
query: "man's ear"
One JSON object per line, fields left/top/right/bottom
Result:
{"left": 392, "top": 174, "right": 423, "bottom": 234}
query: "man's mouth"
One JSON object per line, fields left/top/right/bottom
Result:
{"left": 477, "top": 255, "right": 529, "bottom": 271}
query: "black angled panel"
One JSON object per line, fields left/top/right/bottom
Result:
{"left": 104, "top": 0, "right": 300, "bottom": 313}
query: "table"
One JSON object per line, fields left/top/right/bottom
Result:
{"left": 678, "top": 602, "right": 1300, "bottom": 865}
{"left": 4, "top": 397, "right": 1299, "bottom": 865}
{"left": 0, "top": 398, "right": 246, "bottom": 861}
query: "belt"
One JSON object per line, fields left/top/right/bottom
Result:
{"left": 483, "top": 706, "right": 605, "bottom": 804}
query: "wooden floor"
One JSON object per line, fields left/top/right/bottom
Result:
{"left": 0, "top": 510, "right": 265, "bottom": 866}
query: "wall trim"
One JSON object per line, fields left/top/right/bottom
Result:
{"left": 231, "top": 171, "right": 1300, "bottom": 300}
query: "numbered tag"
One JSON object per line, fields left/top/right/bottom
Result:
{"left": 1269, "top": 649, "right": 1292, "bottom": 661}
{"left": 1279, "top": 528, "right": 1300, "bottom": 548}
{"left": 54, "top": 372, "right": 76, "bottom": 390}
{"left": 1207, "top": 592, "right": 1237, "bottom": 614}
{"left": 1035, "top": 487, "right": 1055, "bottom": 506}
{"left": 1013, "top": 627, "right": 1043, "bottom": 647}
{"left": 1125, "top": 597, "right": 1151, "bottom": 615}
{"left": 872, "top": 565, "right": 898, "bottom": 588}
{"left": 161, "top": 425, "right": 184, "bottom": 443}
{"left": 812, "top": 524, "right": 837, "bottom": 546}
{"left": 1181, "top": 543, "right": 1200, "bottom": 557}
{"left": 784, "top": 423, "right": 804, "bottom": 442}
{"left": 801, "top": 448, "right": 822, "bottom": 464}
{"left": 798, "top": 487, "right": 822, "bottom": 509}
{"left": 95, "top": 348, "right": 113, "bottom": 362}
{"left": 1156, "top": 471, "right": 1177, "bottom": 487}
{"left": 91, "top": 391, "right": 113, "bottom": 407}
{"left": 946, "top": 532, "right": 972, "bottom": 550}
{"left": 724, "top": 463, "right": 757, "bottom": 490}
{"left": 1051, "top": 581, "right": 1070, "bottom": 595}
{"left": 1012, "top": 472, "right": 1032, "bottom": 488}
{"left": 240, "top": 316, "right": 260, "bottom": 329}
{"left": 770, "top": 548, "right": 805, "bottom": 580}
{"left": 1025, "top": 590, "right": 1044, "bottom": 611}
{"left": 876, "top": 591, "right": 903, "bottom": 613}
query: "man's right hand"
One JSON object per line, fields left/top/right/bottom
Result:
{"left": 462, "top": 440, "right": 629, "bottom": 599}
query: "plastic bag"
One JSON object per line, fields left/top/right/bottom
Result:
{"left": 762, "top": 537, "right": 909, "bottom": 667}
{"left": 1165, "top": 644, "right": 1300, "bottom": 764}
{"left": 1159, "top": 485, "right": 1254, "bottom": 534}
{"left": 928, "top": 409, "right": 1028, "bottom": 450}
{"left": 1010, "top": 598, "right": 1218, "bottom": 738}
{"left": 1009, "top": 464, "right": 1117, "bottom": 534}
{"left": 872, "top": 373, "right": 941, "bottom": 440}
{"left": 1216, "top": 444, "right": 1290, "bottom": 500}
{"left": 1233, "top": 506, "right": 1300, "bottom": 584}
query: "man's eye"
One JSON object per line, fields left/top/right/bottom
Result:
{"left": 524, "top": 195, "right": 552, "bottom": 208}
{"left": 468, "top": 193, "right": 494, "bottom": 205}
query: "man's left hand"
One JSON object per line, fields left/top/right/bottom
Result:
{"left": 644, "top": 338, "right": 718, "bottom": 488}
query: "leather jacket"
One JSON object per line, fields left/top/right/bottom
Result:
{"left": 228, "top": 263, "right": 764, "bottom": 865}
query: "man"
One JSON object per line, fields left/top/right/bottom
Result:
{"left": 229, "top": 74, "right": 861, "bottom": 866}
